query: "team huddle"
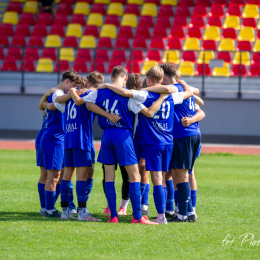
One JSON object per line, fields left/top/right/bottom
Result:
{"left": 36, "top": 63, "right": 205, "bottom": 225}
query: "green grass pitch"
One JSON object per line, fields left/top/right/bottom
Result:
{"left": 0, "top": 150, "right": 260, "bottom": 259}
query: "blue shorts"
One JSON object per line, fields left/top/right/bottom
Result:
{"left": 36, "top": 141, "right": 44, "bottom": 167}
{"left": 97, "top": 127, "right": 138, "bottom": 166}
{"left": 91, "top": 141, "right": 95, "bottom": 164}
{"left": 64, "top": 148, "right": 92, "bottom": 168}
{"left": 144, "top": 144, "right": 173, "bottom": 172}
{"left": 172, "top": 135, "right": 201, "bottom": 171}
{"left": 133, "top": 132, "right": 145, "bottom": 162}
{"left": 168, "top": 159, "right": 173, "bottom": 171}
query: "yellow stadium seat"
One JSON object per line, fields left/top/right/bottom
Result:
{"left": 11, "top": 0, "right": 26, "bottom": 2}
{"left": 121, "top": 14, "right": 137, "bottom": 28}
{"left": 107, "top": 3, "right": 123, "bottom": 16}
{"left": 141, "top": 61, "right": 158, "bottom": 75}
{"left": 178, "top": 61, "right": 195, "bottom": 76}
{"left": 162, "top": 50, "right": 180, "bottom": 64}
{"left": 223, "top": 16, "right": 240, "bottom": 30}
{"left": 87, "top": 13, "right": 103, "bottom": 27}
{"left": 66, "top": 24, "right": 82, "bottom": 38}
{"left": 74, "top": 2, "right": 89, "bottom": 15}
{"left": 60, "top": 48, "right": 75, "bottom": 62}
{"left": 183, "top": 38, "right": 200, "bottom": 51}
{"left": 36, "top": 58, "right": 53, "bottom": 73}
{"left": 23, "top": 1, "right": 38, "bottom": 14}
{"left": 100, "top": 24, "right": 117, "bottom": 39}
{"left": 233, "top": 52, "right": 250, "bottom": 66}
{"left": 253, "top": 39, "right": 260, "bottom": 52}
{"left": 218, "top": 39, "right": 235, "bottom": 51}
{"left": 79, "top": 36, "right": 96, "bottom": 48}
{"left": 55, "top": 0, "right": 60, "bottom": 3}
{"left": 3, "top": 11, "right": 18, "bottom": 25}
{"left": 45, "top": 35, "right": 61, "bottom": 47}
{"left": 162, "top": 0, "right": 177, "bottom": 5}
{"left": 197, "top": 51, "right": 215, "bottom": 64}
{"left": 212, "top": 62, "right": 230, "bottom": 77}
{"left": 238, "top": 26, "right": 255, "bottom": 42}
{"left": 203, "top": 26, "right": 221, "bottom": 41}
{"left": 242, "top": 4, "right": 259, "bottom": 19}
{"left": 95, "top": 0, "right": 110, "bottom": 3}
{"left": 128, "top": 0, "right": 144, "bottom": 5}
{"left": 141, "top": 3, "right": 157, "bottom": 17}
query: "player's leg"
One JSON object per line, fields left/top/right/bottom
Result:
{"left": 38, "top": 167, "right": 47, "bottom": 215}
{"left": 118, "top": 166, "right": 130, "bottom": 215}
{"left": 165, "top": 169, "right": 175, "bottom": 218}
{"left": 172, "top": 169, "right": 179, "bottom": 214}
{"left": 86, "top": 164, "right": 94, "bottom": 203}
{"left": 189, "top": 167, "right": 197, "bottom": 214}
{"left": 55, "top": 168, "right": 63, "bottom": 203}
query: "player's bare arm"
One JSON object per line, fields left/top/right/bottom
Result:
{"left": 99, "top": 84, "right": 133, "bottom": 97}
{"left": 43, "top": 101, "right": 56, "bottom": 111}
{"left": 178, "top": 80, "right": 193, "bottom": 100}
{"left": 55, "top": 93, "right": 71, "bottom": 103}
{"left": 181, "top": 108, "right": 206, "bottom": 127}
{"left": 69, "top": 88, "right": 86, "bottom": 106}
{"left": 145, "top": 85, "right": 176, "bottom": 94}
{"left": 194, "top": 95, "right": 204, "bottom": 106}
{"left": 39, "top": 88, "right": 57, "bottom": 110}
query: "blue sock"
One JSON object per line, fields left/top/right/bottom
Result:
{"left": 176, "top": 182, "right": 189, "bottom": 217}
{"left": 153, "top": 185, "right": 165, "bottom": 214}
{"left": 191, "top": 190, "right": 197, "bottom": 208}
{"left": 45, "top": 190, "right": 56, "bottom": 210}
{"left": 164, "top": 187, "right": 168, "bottom": 210}
{"left": 140, "top": 183, "right": 146, "bottom": 201}
{"left": 86, "top": 178, "right": 93, "bottom": 202}
{"left": 68, "top": 181, "right": 76, "bottom": 209}
{"left": 129, "top": 182, "right": 142, "bottom": 220}
{"left": 166, "top": 180, "right": 174, "bottom": 212}
{"left": 105, "top": 182, "right": 117, "bottom": 219}
{"left": 38, "top": 183, "right": 45, "bottom": 208}
{"left": 76, "top": 181, "right": 87, "bottom": 204}
{"left": 60, "top": 180, "right": 70, "bottom": 203}
{"left": 188, "top": 184, "right": 193, "bottom": 213}
{"left": 174, "top": 190, "right": 178, "bottom": 209}
{"left": 141, "top": 183, "right": 150, "bottom": 205}
{"left": 55, "top": 183, "right": 60, "bottom": 203}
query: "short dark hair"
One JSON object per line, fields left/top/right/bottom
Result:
{"left": 126, "top": 73, "right": 142, "bottom": 90}
{"left": 61, "top": 69, "right": 81, "bottom": 83}
{"left": 111, "top": 66, "right": 128, "bottom": 79}
{"left": 142, "top": 78, "right": 147, "bottom": 88}
{"left": 87, "top": 71, "right": 104, "bottom": 87}
{"left": 159, "top": 63, "right": 177, "bottom": 78}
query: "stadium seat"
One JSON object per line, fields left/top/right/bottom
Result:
{"left": 63, "top": 36, "right": 78, "bottom": 47}
{"left": 90, "top": 61, "right": 106, "bottom": 73}
{"left": 175, "top": 6, "right": 190, "bottom": 17}
{"left": 195, "top": 64, "right": 212, "bottom": 76}
{"left": 54, "top": 14, "right": 69, "bottom": 26}
{"left": 105, "top": 15, "right": 120, "bottom": 26}
{"left": 202, "top": 40, "right": 217, "bottom": 50}
{"left": 57, "top": 3, "right": 73, "bottom": 15}
{"left": 187, "top": 27, "right": 202, "bottom": 40}
{"left": 156, "top": 17, "right": 171, "bottom": 28}
{"left": 112, "top": 50, "right": 126, "bottom": 62}
{"left": 189, "top": 17, "right": 205, "bottom": 29}
{"left": 141, "top": 3, "right": 157, "bottom": 17}
{"left": 183, "top": 38, "right": 200, "bottom": 51}
{"left": 107, "top": 3, "right": 123, "bottom": 16}
{"left": 37, "top": 13, "right": 52, "bottom": 25}
{"left": 28, "top": 36, "right": 44, "bottom": 47}
{"left": 126, "top": 60, "right": 141, "bottom": 74}
{"left": 108, "top": 58, "right": 123, "bottom": 73}
{"left": 242, "top": 18, "right": 257, "bottom": 29}
{"left": 139, "top": 15, "right": 154, "bottom": 28}
{"left": 128, "top": 0, "right": 144, "bottom": 4}
{"left": 0, "top": 24, "right": 14, "bottom": 36}
{"left": 54, "top": 60, "right": 70, "bottom": 72}
{"left": 8, "top": 2, "right": 22, "bottom": 13}
{"left": 218, "top": 39, "right": 235, "bottom": 51}
{"left": 212, "top": 0, "right": 228, "bottom": 6}
{"left": 125, "top": 4, "right": 140, "bottom": 16}
{"left": 79, "top": 35, "right": 96, "bottom": 48}
{"left": 98, "top": 37, "right": 113, "bottom": 48}
{"left": 42, "top": 48, "right": 57, "bottom": 61}
{"left": 36, "top": 58, "right": 53, "bottom": 72}
{"left": 100, "top": 25, "right": 117, "bottom": 39}
{"left": 178, "top": 61, "right": 195, "bottom": 76}
{"left": 71, "top": 14, "right": 86, "bottom": 26}
{"left": 66, "top": 24, "right": 82, "bottom": 38}
{"left": 91, "top": 4, "right": 106, "bottom": 15}
{"left": 237, "top": 41, "right": 252, "bottom": 51}
{"left": 193, "top": 5, "right": 207, "bottom": 17}
{"left": 222, "top": 28, "right": 237, "bottom": 40}
{"left": 162, "top": 50, "right": 180, "bottom": 64}
{"left": 25, "top": 48, "right": 39, "bottom": 61}
{"left": 73, "top": 59, "right": 88, "bottom": 73}
{"left": 96, "top": 49, "right": 109, "bottom": 61}
{"left": 74, "top": 2, "right": 90, "bottom": 15}
{"left": 238, "top": 27, "right": 255, "bottom": 42}
{"left": 132, "top": 50, "right": 144, "bottom": 62}
{"left": 133, "top": 37, "right": 147, "bottom": 48}
{"left": 76, "top": 49, "right": 91, "bottom": 62}
{"left": 203, "top": 26, "right": 221, "bottom": 41}
{"left": 146, "top": 50, "right": 161, "bottom": 62}
{"left": 49, "top": 24, "right": 65, "bottom": 37}
{"left": 197, "top": 51, "right": 215, "bottom": 64}
{"left": 16, "top": 24, "right": 31, "bottom": 36}
{"left": 252, "top": 52, "right": 260, "bottom": 63}
{"left": 3, "top": 12, "right": 19, "bottom": 25}
{"left": 153, "top": 26, "right": 168, "bottom": 39}
{"left": 145, "top": 0, "right": 160, "bottom": 5}
{"left": 0, "top": 35, "right": 9, "bottom": 46}
{"left": 248, "top": 62, "right": 260, "bottom": 76}
{"left": 136, "top": 26, "right": 150, "bottom": 39}
{"left": 196, "top": 0, "right": 211, "bottom": 6}
{"left": 32, "top": 24, "right": 47, "bottom": 37}
{"left": 87, "top": 13, "right": 103, "bottom": 27}
{"left": 173, "top": 16, "right": 188, "bottom": 28}
{"left": 178, "top": 0, "right": 193, "bottom": 5}
{"left": 242, "top": 4, "right": 259, "bottom": 18}
{"left": 19, "top": 59, "right": 35, "bottom": 72}
{"left": 2, "top": 58, "right": 17, "bottom": 71}
{"left": 121, "top": 14, "right": 137, "bottom": 27}
{"left": 11, "top": 35, "right": 26, "bottom": 47}
{"left": 247, "top": 0, "right": 260, "bottom": 6}
{"left": 6, "top": 47, "right": 22, "bottom": 60}
{"left": 209, "top": 5, "right": 225, "bottom": 18}
{"left": 115, "top": 37, "right": 130, "bottom": 48}
{"left": 182, "top": 51, "right": 197, "bottom": 63}
{"left": 167, "top": 38, "right": 182, "bottom": 50}
{"left": 212, "top": 62, "right": 230, "bottom": 76}
{"left": 23, "top": 1, "right": 37, "bottom": 14}
{"left": 230, "top": 0, "right": 244, "bottom": 6}
{"left": 45, "top": 35, "right": 62, "bottom": 47}
{"left": 84, "top": 25, "right": 99, "bottom": 38}
{"left": 227, "top": 4, "right": 242, "bottom": 17}
{"left": 19, "top": 13, "right": 35, "bottom": 25}
{"left": 158, "top": 5, "right": 174, "bottom": 17}
{"left": 231, "top": 64, "right": 247, "bottom": 76}
{"left": 150, "top": 38, "right": 165, "bottom": 49}
{"left": 233, "top": 51, "right": 250, "bottom": 66}
{"left": 118, "top": 26, "right": 133, "bottom": 39}
{"left": 217, "top": 51, "right": 232, "bottom": 63}
{"left": 208, "top": 17, "right": 222, "bottom": 28}
{"left": 223, "top": 16, "right": 240, "bottom": 30}
{"left": 161, "top": 0, "right": 177, "bottom": 5}
{"left": 169, "top": 27, "right": 185, "bottom": 40}
{"left": 95, "top": 0, "right": 110, "bottom": 3}
{"left": 141, "top": 61, "right": 158, "bottom": 75}
{"left": 60, "top": 48, "right": 74, "bottom": 62}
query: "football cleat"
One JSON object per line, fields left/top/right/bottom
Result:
{"left": 153, "top": 217, "right": 168, "bottom": 225}
{"left": 188, "top": 213, "right": 197, "bottom": 222}
{"left": 168, "top": 216, "right": 188, "bottom": 223}
{"left": 61, "top": 213, "right": 76, "bottom": 220}
{"left": 132, "top": 215, "right": 159, "bottom": 225}
{"left": 44, "top": 210, "right": 61, "bottom": 218}
{"left": 165, "top": 211, "right": 177, "bottom": 219}
{"left": 78, "top": 208, "right": 102, "bottom": 222}
{"left": 69, "top": 208, "right": 77, "bottom": 214}
{"left": 108, "top": 216, "right": 118, "bottom": 223}
{"left": 141, "top": 209, "right": 150, "bottom": 216}
{"left": 102, "top": 206, "right": 111, "bottom": 215}
{"left": 40, "top": 208, "right": 46, "bottom": 215}
{"left": 118, "top": 207, "right": 127, "bottom": 215}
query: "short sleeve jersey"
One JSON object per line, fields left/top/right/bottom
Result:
{"left": 35, "top": 114, "right": 47, "bottom": 145}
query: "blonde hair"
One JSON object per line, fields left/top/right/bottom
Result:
{"left": 146, "top": 66, "right": 164, "bottom": 83}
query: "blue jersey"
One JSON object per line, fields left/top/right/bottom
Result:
{"left": 35, "top": 114, "right": 47, "bottom": 144}
{"left": 64, "top": 90, "right": 94, "bottom": 151}
{"left": 173, "top": 83, "right": 201, "bottom": 139}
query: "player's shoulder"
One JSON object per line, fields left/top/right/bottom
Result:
{"left": 174, "top": 83, "right": 184, "bottom": 92}
{"left": 80, "top": 89, "right": 92, "bottom": 97}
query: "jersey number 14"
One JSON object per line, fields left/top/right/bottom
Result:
{"left": 103, "top": 99, "right": 120, "bottom": 115}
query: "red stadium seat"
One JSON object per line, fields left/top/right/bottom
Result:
{"left": 182, "top": 51, "right": 197, "bottom": 63}
{"left": 53, "top": 14, "right": 69, "bottom": 26}
{"left": 19, "top": 13, "right": 35, "bottom": 25}
{"left": 217, "top": 52, "right": 232, "bottom": 63}
{"left": 175, "top": 6, "right": 190, "bottom": 17}
{"left": 146, "top": 50, "right": 161, "bottom": 62}
{"left": 187, "top": 27, "right": 202, "bottom": 40}
{"left": 63, "top": 36, "right": 78, "bottom": 47}
{"left": 0, "top": 35, "right": 9, "bottom": 46}
{"left": 111, "top": 0, "right": 126, "bottom": 3}
{"left": 208, "top": 17, "right": 222, "bottom": 28}
{"left": 173, "top": 17, "right": 188, "bottom": 28}
{"left": 50, "top": 24, "right": 65, "bottom": 37}
{"left": 156, "top": 17, "right": 171, "bottom": 28}
{"left": 126, "top": 60, "right": 141, "bottom": 73}
{"left": 112, "top": 50, "right": 126, "bottom": 62}
{"left": 0, "top": 48, "right": 4, "bottom": 60}
{"left": 90, "top": 61, "right": 106, "bottom": 73}
{"left": 105, "top": 15, "right": 120, "bottom": 27}
{"left": 71, "top": 14, "right": 86, "bottom": 26}
{"left": 0, "top": 24, "right": 13, "bottom": 36}
{"left": 2, "top": 58, "right": 17, "bottom": 71}
{"left": 96, "top": 49, "right": 109, "bottom": 62}
{"left": 166, "top": 38, "right": 182, "bottom": 50}
{"left": 153, "top": 26, "right": 168, "bottom": 39}
{"left": 209, "top": 5, "right": 225, "bottom": 18}
{"left": 212, "top": 0, "right": 228, "bottom": 7}
{"left": 242, "top": 18, "right": 257, "bottom": 29}
{"left": 25, "top": 48, "right": 39, "bottom": 61}
{"left": 37, "top": 13, "right": 52, "bottom": 25}
{"left": 136, "top": 26, "right": 150, "bottom": 39}
{"left": 189, "top": 16, "right": 205, "bottom": 29}
{"left": 78, "top": 0, "right": 93, "bottom": 2}
{"left": 6, "top": 47, "right": 22, "bottom": 60}
{"left": 178, "top": 0, "right": 193, "bottom": 5}
{"left": 19, "top": 59, "right": 35, "bottom": 72}
{"left": 252, "top": 52, "right": 260, "bottom": 63}
{"left": 42, "top": 48, "right": 57, "bottom": 61}
{"left": 222, "top": 28, "right": 237, "bottom": 40}
{"left": 150, "top": 38, "right": 165, "bottom": 49}
{"left": 248, "top": 62, "right": 260, "bottom": 76}
{"left": 84, "top": 25, "right": 99, "bottom": 38}
{"left": 29, "top": 36, "right": 44, "bottom": 47}
{"left": 195, "top": 64, "right": 212, "bottom": 76}
{"left": 15, "top": 24, "right": 30, "bottom": 36}
{"left": 169, "top": 27, "right": 185, "bottom": 40}
{"left": 132, "top": 50, "right": 144, "bottom": 62}
{"left": 230, "top": 0, "right": 244, "bottom": 6}
{"left": 98, "top": 38, "right": 113, "bottom": 48}
{"left": 133, "top": 38, "right": 147, "bottom": 48}
{"left": 231, "top": 64, "right": 247, "bottom": 76}
{"left": 11, "top": 35, "right": 26, "bottom": 47}
{"left": 77, "top": 49, "right": 92, "bottom": 62}
{"left": 201, "top": 40, "right": 217, "bottom": 50}
{"left": 57, "top": 3, "right": 73, "bottom": 15}
{"left": 158, "top": 5, "right": 174, "bottom": 17}
{"left": 8, "top": 2, "right": 22, "bottom": 13}
{"left": 32, "top": 24, "right": 48, "bottom": 37}
{"left": 193, "top": 5, "right": 207, "bottom": 17}
{"left": 108, "top": 58, "right": 123, "bottom": 73}
{"left": 125, "top": 4, "right": 140, "bottom": 16}
{"left": 195, "top": 0, "right": 211, "bottom": 6}
{"left": 237, "top": 41, "right": 252, "bottom": 51}
{"left": 246, "top": 0, "right": 260, "bottom": 6}
{"left": 115, "top": 37, "right": 130, "bottom": 48}
{"left": 118, "top": 26, "right": 133, "bottom": 39}
{"left": 227, "top": 4, "right": 242, "bottom": 17}
{"left": 73, "top": 59, "right": 88, "bottom": 73}
{"left": 145, "top": 0, "right": 160, "bottom": 4}
{"left": 62, "top": 0, "right": 76, "bottom": 3}
{"left": 55, "top": 60, "right": 70, "bottom": 72}
{"left": 139, "top": 16, "right": 154, "bottom": 28}
{"left": 91, "top": 4, "right": 106, "bottom": 15}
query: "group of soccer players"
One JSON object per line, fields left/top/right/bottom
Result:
{"left": 36, "top": 63, "right": 205, "bottom": 225}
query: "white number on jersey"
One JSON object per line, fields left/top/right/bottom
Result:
{"left": 189, "top": 97, "right": 195, "bottom": 111}
{"left": 103, "top": 99, "right": 119, "bottom": 115}
{"left": 152, "top": 101, "right": 171, "bottom": 119}
{"left": 67, "top": 101, "right": 77, "bottom": 120}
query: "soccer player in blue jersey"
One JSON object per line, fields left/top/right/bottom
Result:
{"left": 38, "top": 69, "right": 81, "bottom": 218}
